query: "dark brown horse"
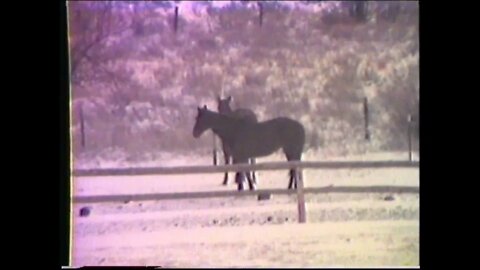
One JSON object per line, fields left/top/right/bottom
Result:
{"left": 216, "top": 96, "right": 258, "bottom": 186}
{"left": 193, "top": 106, "right": 305, "bottom": 191}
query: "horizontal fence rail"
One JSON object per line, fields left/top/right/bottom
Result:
{"left": 73, "top": 185, "right": 419, "bottom": 204}
{"left": 73, "top": 160, "right": 419, "bottom": 177}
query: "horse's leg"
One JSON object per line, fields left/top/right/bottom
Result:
{"left": 245, "top": 160, "right": 256, "bottom": 191}
{"left": 288, "top": 169, "right": 296, "bottom": 190}
{"left": 222, "top": 154, "right": 230, "bottom": 186}
{"left": 233, "top": 157, "right": 248, "bottom": 191}
{"left": 285, "top": 152, "right": 301, "bottom": 190}
{"left": 293, "top": 169, "right": 300, "bottom": 189}
{"left": 284, "top": 153, "right": 295, "bottom": 190}
{"left": 235, "top": 171, "right": 245, "bottom": 191}
{"left": 246, "top": 173, "right": 256, "bottom": 190}
{"left": 250, "top": 158, "right": 258, "bottom": 185}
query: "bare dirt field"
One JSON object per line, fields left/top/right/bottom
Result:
{"left": 71, "top": 151, "right": 419, "bottom": 267}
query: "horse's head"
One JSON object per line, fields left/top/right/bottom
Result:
{"left": 193, "top": 105, "right": 210, "bottom": 138}
{"left": 217, "top": 95, "right": 233, "bottom": 114}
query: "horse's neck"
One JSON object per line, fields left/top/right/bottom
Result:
{"left": 209, "top": 113, "right": 238, "bottom": 139}
{"left": 223, "top": 106, "right": 234, "bottom": 114}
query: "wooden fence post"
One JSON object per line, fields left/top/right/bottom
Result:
{"left": 363, "top": 97, "right": 370, "bottom": 141}
{"left": 258, "top": 2, "right": 263, "bottom": 27}
{"left": 296, "top": 168, "right": 306, "bottom": 223}
{"left": 407, "top": 114, "right": 412, "bottom": 161}
{"left": 174, "top": 6, "right": 178, "bottom": 33}
{"left": 79, "top": 103, "right": 85, "bottom": 148}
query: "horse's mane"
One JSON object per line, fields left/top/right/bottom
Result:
{"left": 206, "top": 108, "right": 254, "bottom": 125}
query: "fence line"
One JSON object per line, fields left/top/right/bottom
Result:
{"left": 73, "top": 160, "right": 419, "bottom": 177}
{"left": 72, "top": 160, "right": 419, "bottom": 224}
{"left": 73, "top": 185, "right": 419, "bottom": 204}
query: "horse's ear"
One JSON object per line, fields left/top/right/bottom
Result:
{"left": 227, "top": 96, "right": 233, "bottom": 102}
{"left": 203, "top": 105, "right": 207, "bottom": 110}
{"left": 216, "top": 95, "right": 221, "bottom": 102}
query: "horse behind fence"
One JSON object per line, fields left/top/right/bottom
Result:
{"left": 193, "top": 105, "right": 305, "bottom": 191}
{"left": 217, "top": 96, "right": 258, "bottom": 186}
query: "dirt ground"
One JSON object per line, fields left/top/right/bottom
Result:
{"left": 71, "top": 151, "right": 419, "bottom": 267}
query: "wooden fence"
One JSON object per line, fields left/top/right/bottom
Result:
{"left": 73, "top": 160, "right": 419, "bottom": 223}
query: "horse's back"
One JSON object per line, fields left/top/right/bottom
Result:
{"left": 268, "top": 117, "right": 305, "bottom": 131}
{"left": 230, "top": 109, "right": 257, "bottom": 123}
{"left": 268, "top": 117, "right": 305, "bottom": 145}
{"left": 248, "top": 117, "right": 305, "bottom": 144}
{"left": 229, "top": 116, "right": 305, "bottom": 160}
